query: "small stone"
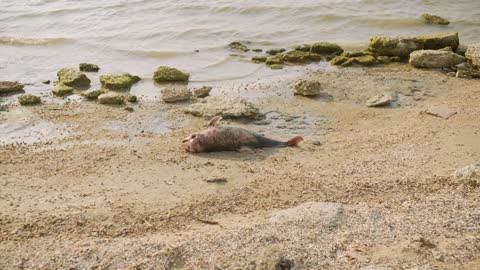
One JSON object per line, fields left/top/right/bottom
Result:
{"left": 127, "top": 94, "right": 137, "bottom": 103}
{"left": 266, "top": 48, "right": 286, "bottom": 55}
{"left": 79, "top": 63, "right": 100, "bottom": 72}
{"left": 98, "top": 92, "right": 126, "bottom": 105}
{"left": 57, "top": 68, "right": 90, "bottom": 88}
{"left": 311, "top": 42, "right": 343, "bottom": 55}
{"left": 18, "top": 94, "right": 41, "bottom": 105}
{"left": 294, "top": 79, "right": 321, "bottom": 96}
{"left": 431, "top": 249, "right": 445, "bottom": 262}
{"left": 100, "top": 73, "right": 140, "bottom": 90}
{"left": 162, "top": 86, "right": 192, "bottom": 103}
{"left": 52, "top": 83, "right": 74, "bottom": 97}
{"left": 409, "top": 50, "right": 464, "bottom": 68}
{"left": 454, "top": 162, "right": 480, "bottom": 186}
{"left": 191, "top": 86, "right": 212, "bottom": 98}
{"left": 153, "top": 66, "right": 189, "bottom": 82}
{"left": 42, "top": 80, "right": 50, "bottom": 84}
{"left": 228, "top": 41, "right": 249, "bottom": 52}
{"left": 269, "top": 64, "right": 283, "bottom": 70}
{"left": 421, "top": 14, "right": 450, "bottom": 25}
{"left": 81, "top": 89, "right": 106, "bottom": 100}
{"left": 447, "top": 72, "right": 456, "bottom": 77}
{"left": 366, "top": 93, "right": 395, "bottom": 107}
{"left": 124, "top": 106, "right": 134, "bottom": 112}
{"left": 251, "top": 56, "right": 267, "bottom": 63}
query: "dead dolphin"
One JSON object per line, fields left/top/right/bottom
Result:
{"left": 182, "top": 116, "right": 304, "bottom": 153}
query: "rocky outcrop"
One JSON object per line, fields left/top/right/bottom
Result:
{"left": 18, "top": 94, "right": 41, "bottom": 105}
{"left": 0, "top": 81, "right": 24, "bottom": 94}
{"left": 52, "top": 83, "right": 74, "bottom": 96}
{"left": 454, "top": 162, "right": 480, "bottom": 186}
{"left": 465, "top": 43, "right": 480, "bottom": 67}
{"left": 417, "top": 32, "right": 459, "bottom": 51}
{"left": 100, "top": 73, "right": 140, "bottom": 90}
{"left": 79, "top": 63, "right": 100, "bottom": 72}
{"left": 185, "top": 97, "right": 263, "bottom": 120}
{"left": 311, "top": 42, "right": 343, "bottom": 55}
{"left": 409, "top": 50, "right": 464, "bottom": 68}
{"left": 368, "top": 36, "right": 424, "bottom": 57}
{"left": 57, "top": 68, "right": 90, "bottom": 88}
{"left": 294, "top": 79, "right": 321, "bottom": 96}
{"left": 191, "top": 86, "right": 212, "bottom": 98}
{"left": 421, "top": 14, "right": 449, "bottom": 25}
{"left": 81, "top": 89, "right": 106, "bottom": 100}
{"left": 228, "top": 41, "right": 249, "bottom": 52}
{"left": 161, "top": 86, "right": 192, "bottom": 103}
{"left": 98, "top": 92, "right": 126, "bottom": 105}
{"left": 153, "top": 66, "right": 189, "bottom": 82}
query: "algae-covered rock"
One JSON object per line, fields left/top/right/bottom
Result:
{"left": 282, "top": 51, "right": 322, "bottom": 63}
{"left": 42, "top": 80, "right": 50, "bottom": 84}
{"left": 416, "top": 32, "right": 459, "bottom": 51}
{"left": 294, "top": 79, "right": 321, "bottom": 97}
{"left": 252, "top": 56, "right": 267, "bottom": 63}
{"left": 421, "top": 14, "right": 450, "bottom": 25}
{"left": 127, "top": 94, "right": 137, "bottom": 103}
{"left": 229, "top": 41, "right": 249, "bottom": 52}
{"left": 377, "top": 56, "right": 391, "bottom": 64}
{"left": 311, "top": 42, "right": 343, "bottom": 55}
{"left": 368, "top": 36, "right": 424, "bottom": 57}
{"left": 465, "top": 43, "right": 480, "bottom": 67}
{"left": 57, "top": 68, "right": 91, "bottom": 88}
{"left": 153, "top": 66, "right": 189, "bottom": 82}
{"left": 98, "top": 92, "right": 126, "bottom": 105}
{"left": 52, "top": 83, "right": 74, "bottom": 97}
{"left": 409, "top": 50, "right": 464, "bottom": 68}
{"left": 192, "top": 86, "right": 212, "bottom": 98}
{"left": 162, "top": 86, "right": 192, "bottom": 103}
{"left": 342, "top": 50, "right": 374, "bottom": 57}
{"left": 100, "top": 73, "right": 140, "bottom": 90}
{"left": 185, "top": 97, "right": 264, "bottom": 120}
{"left": 18, "top": 94, "right": 41, "bottom": 106}
{"left": 0, "top": 81, "right": 24, "bottom": 94}
{"left": 266, "top": 48, "right": 286, "bottom": 55}
{"left": 330, "top": 55, "right": 349, "bottom": 66}
{"left": 81, "top": 88, "right": 106, "bottom": 100}
{"left": 252, "top": 48, "right": 263, "bottom": 52}
{"left": 265, "top": 55, "right": 284, "bottom": 65}
{"left": 269, "top": 64, "right": 283, "bottom": 70}
{"left": 342, "top": 55, "right": 378, "bottom": 67}
{"left": 294, "top": 44, "right": 311, "bottom": 52}
{"left": 79, "top": 63, "right": 100, "bottom": 72}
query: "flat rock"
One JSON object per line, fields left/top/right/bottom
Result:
{"left": 162, "top": 86, "right": 192, "bottom": 103}
{"left": 185, "top": 97, "right": 263, "bottom": 120}
{"left": 98, "top": 92, "right": 125, "bottom": 105}
{"left": 191, "top": 86, "right": 212, "bottom": 98}
{"left": 294, "top": 79, "right": 321, "bottom": 96}
{"left": 366, "top": 93, "right": 395, "bottom": 107}
{"left": 269, "top": 202, "right": 344, "bottom": 228}
{"left": 0, "top": 81, "right": 24, "bottom": 93}
{"left": 57, "top": 68, "right": 90, "bottom": 88}
{"left": 454, "top": 162, "right": 480, "bottom": 185}
{"left": 465, "top": 43, "right": 480, "bottom": 67}
{"left": 417, "top": 32, "right": 459, "bottom": 51}
{"left": 409, "top": 50, "right": 464, "bottom": 68}
{"left": 153, "top": 66, "right": 189, "bottom": 82}
{"left": 52, "top": 83, "right": 74, "bottom": 97}
{"left": 423, "top": 105, "right": 457, "bottom": 119}
{"left": 100, "top": 73, "right": 140, "bottom": 90}
{"left": 311, "top": 42, "right": 343, "bottom": 55}
{"left": 368, "top": 36, "right": 424, "bottom": 57}
{"left": 18, "top": 94, "right": 41, "bottom": 106}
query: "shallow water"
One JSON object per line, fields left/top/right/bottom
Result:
{"left": 0, "top": 0, "right": 479, "bottom": 95}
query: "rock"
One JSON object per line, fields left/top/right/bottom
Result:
{"left": 124, "top": 106, "right": 134, "bottom": 112}
{"left": 269, "top": 64, "right": 283, "bottom": 70}
{"left": 342, "top": 55, "right": 378, "bottom": 67}
{"left": 100, "top": 73, "right": 140, "bottom": 90}
{"left": 423, "top": 105, "right": 457, "bottom": 119}
{"left": 98, "top": 92, "right": 126, "bottom": 105}
{"left": 228, "top": 41, "right": 249, "bottom": 52}
{"left": 294, "top": 44, "right": 311, "bottom": 52}
{"left": 368, "top": 36, "right": 424, "bottom": 57}
{"left": 366, "top": 93, "right": 395, "bottom": 107}
{"left": 377, "top": 56, "right": 391, "bottom": 64}
{"left": 266, "top": 48, "right": 286, "bottom": 55}
{"left": 409, "top": 50, "right": 464, "bottom": 68}
{"left": 421, "top": 13, "right": 450, "bottom": 25}
{"left": 18, "top": 94, "right": 41, "bottom": 105}
{"left": 465, "top": 43, "right": 480, "bottom": 67}
{"left": 161, "top": 86, "right": 192, "bottom": 103}
{"left": 310, "top": 42, "right": 343, "bottom": 55}
{"left": 153, "top": 66, "right": 189, "bottom": 82}
{"left": 269, "top": 202, "right": 344, "bottom": 228}
{"left": 294, "top": 79, "right": 321, "bottom": 96}
{"left": 456, "top": 69, "right": 480, "bottom": 79}
{"left": 438, "top": 46, "right": 453, "bottom": 52}
{"left": 52, "top": 83, "right": 74, "bottom": 97}
{"left": 330, "top": 55, "right": 349, "bottom": 66}
{"left": 342, "top": 51, "right": 374, "bottom": 57}
{"left": 282, "top": 51, "right": 322, "bottom": 63}
{"left": 57, "top": 68, "right": 91, "bottom": 88}
{"left": 79, "top": 63, "right": 100, "bottom": 72}
{"left": 454, "top": 162, "right": 480, "bottom": 186}
{"left": 0, "top": 81, "right": 24, "bottom": 93}
{"left": 417, "top": 32, "right": 459, "bottom": 51}
{"left": 42, "top": 80, "right": 50, "bottom": 84}
{"left": 251, "top": 56, "right": 267, "bottom": 63}
{"left": 81, "top": 89, "right": 106, "bottom": 100}
{"left": 184, "top": 97, "right": 263, "bottom": 120}
{"left": 191, "top": 86, "right": 212, "bottom": 98}
{"left": 127, "top": 94, "right": 137, "bottom": 103}
{"left": 456, "top": 44, "right": 468, "bottom": 56}
{"left": 252, "top": 48, "right": 262, "bottom": 52}
{"left": 265, "top": 55, "right": 284, "bottom": 65}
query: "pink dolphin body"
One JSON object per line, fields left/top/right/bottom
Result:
{"left": 182, "top": 116, "right": 304, "bottom": 153}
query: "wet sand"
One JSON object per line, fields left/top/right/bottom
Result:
{"left": 1, "top": 64, "right": 480, "bottom": 269}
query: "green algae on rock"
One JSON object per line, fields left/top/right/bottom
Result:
{"left": 266, "top": 48, "right": 286, "bottom": 55}
{"left": 57, "top": 68, "right": 91, "bottom": 88}
{"left": 18, "top": 94, "right": 41, "bottom": 105}
{"left": 330, "top": 55, "right": 349, "bottom": 66}
{"left": 127, "top": 94, "right": 137, "bottom": 103}
{"left": 153, "top": 66, "right": 189, "bottom": 82}
{"left": 341, "top": 55, "right": 378, "bottom": 67}
{"left": 368, "top": 36, "right": 424, "bottom": 58}
{"left": 294, "top": 79, "right": 321, "bottom": 97}
{"left": 52, "top": 83, "right": 74, "bottom": 97}
{"left": 421, "top": 13, "right": 449, "bottom": 25}
{"left": 342, "top": 51, "right": 374, "bottom": 58}
{"left": 269, "top": 64, "right": 283, "bottom": 70}
{"left": 310, "top": 42, "right": 343, "bottom": 55}
{"left": 416, "top": 32, "right": 459, "bottom": 51}
{"left": 98, "top": 92, "right": 126, "bottom": 105}
{"left": 252, "top": 56, "right": 267, "bottom": 63}
{"left": 100, "top": 73, "right": 141, "bottom": 90}
{"left": 252, "top": 48, "right": 263, "bottom": 52}
{"left": 294, "top": 44, "right": 311, "bottom": 52}
{"left": 229, "top": 41, "right": 249, "bottom": 52}
{"left": 265, "top": 55, "right": 284, "bottom": 65}
{"left": 282, "top": 51, "right": 322, "bottom": 63}
{"left": 79, "top": 63, "right": 100, "bottom": 72}
{"left": 81, "top": 88, "right": 106, "bottom": 100}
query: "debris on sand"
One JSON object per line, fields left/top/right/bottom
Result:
{"left": 203, "top": 177, "right": 227, "bottom": 183}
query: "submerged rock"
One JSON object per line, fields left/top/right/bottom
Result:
{"left": 251, "top": 56, "right": 267, "bottom": 63}
{"left": 153, "top": 66, "right": 189, "bottom": 82}
{"left": 162, "top": 86, "right": 192, "bottom": 103}
{"left": 311, "top": 42, "right": 343, "bottom": 55}
{"left": 229, "top": 41, "right": 249, "bottom": 52}
{"left": 18, "top": 94, "right": 41, "bottom": 106}
{"left": 42, "top": 80, "right": 50, "bottom": 85}
{"left": 185, "top": 97, "right": 263, "bottom": 120}
{"left": 57, "top": 68, "right": 90, "bottom": 88}
{"left": 52, "top": 83, "right": 74, "bottom": 97}
{"left": 294, "top": 79, "right": 321, "bottom": 97}
{"left": 98, "top": 92, "right": 126, "bottom": 105}
{"left": 366, "top": 93, "right": 395, "bottom": 107}
{"left": 282, "top": 50, "right": 322, "bottom": 63}
{"left": 368, "top": 36, "right": 424, "bottom": 57}
{"left": 409, "top": 50, "right": 464, "bottom": 68}
{"left": 417, "top": 32, "right": 459, "bottom": 51}
{"left": 100, "top": 73, "right": 140, "bottom": 90}
{"left": 266, "top": 48, "right": 286, "bottom": 55}
{"left": 79, "top": 63, "right": 100, "bottom": 72}
{"left": 0, "top": 81, "right": 24, "bottom": 94}
{"left": 454, "top": 162, "right": 480, "bottom": 186}
{"left": 191, "top": 86, "right": 212, "bottom": 98}
{"left": 421, "top": 13, "right": 450, "bottom": 25}
{"left": 465, "top": 43, "right": 480, "bottom": 67}
{"left": 81, "top": 88, "right": 106, "bottom": 100}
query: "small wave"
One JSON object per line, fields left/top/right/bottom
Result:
{"left": 0, "top": 36, "right": 68, "bottom": 46}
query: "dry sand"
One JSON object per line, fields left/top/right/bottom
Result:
{"left": 1, "top": 64, "right": 479, "bottom": 269}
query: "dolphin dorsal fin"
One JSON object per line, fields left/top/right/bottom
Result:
{"left": 208, "top": 116, "right": 222, "bottom": 127}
